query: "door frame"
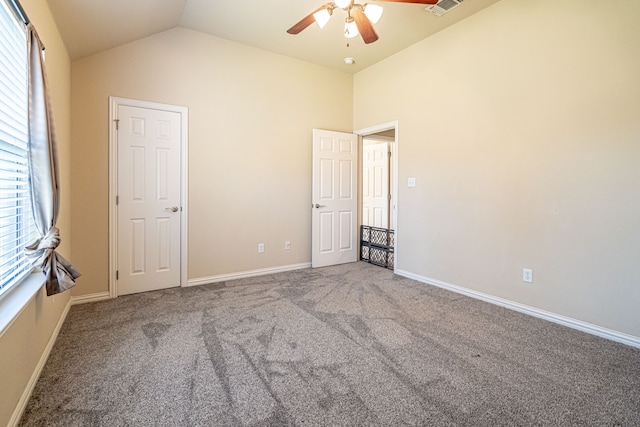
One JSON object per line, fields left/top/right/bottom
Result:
{"left": 108, "top": 97, "right": 189, "bottom": 298}
{"left": 355, "top": 121, "right": 399, "bottom": 273}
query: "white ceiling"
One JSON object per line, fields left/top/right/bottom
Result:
{"left": 45, "top": 0, "right": 501, "bottom": 73}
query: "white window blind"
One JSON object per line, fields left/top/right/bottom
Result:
{"left": 0, "top": 0, "right": 33, "bottom": 296}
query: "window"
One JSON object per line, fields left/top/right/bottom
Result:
{"left": 0, "top": 0, "right": 34, "bottom": 297}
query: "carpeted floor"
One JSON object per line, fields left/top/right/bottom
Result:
{"left": 19, "top": 262, "right": 640, "bottom": 426}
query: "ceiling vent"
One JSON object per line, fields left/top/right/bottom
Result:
{"left": 425, "top": 0, "right": 466, "bottom": 17}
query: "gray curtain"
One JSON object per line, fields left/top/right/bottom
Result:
{"left": 24, "top": 24, "right": 80, "bottom": 296}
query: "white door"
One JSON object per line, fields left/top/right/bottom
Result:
{"left": 362, "top": 142, "right": 389, "bottom": 228}
{"left": 312, "top": 129, "right": 358, "bottom": 268}
{"left": 116, "top": 105, "right": 182, "bottom": 295}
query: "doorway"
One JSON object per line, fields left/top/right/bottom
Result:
{"left": 356, "top": 122, "right": 398, "bottom": 271}
{"left": 310, "top": 123, "right": 399, "bottom": 271}
{"left": 109, "top": 97, "right": 189, "bottom": 297}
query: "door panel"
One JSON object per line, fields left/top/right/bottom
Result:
{"left": 339, "top": 211, "right": 353, "bottom": 250}
{"left": 157, "top": 218, "right": 171, "bottom": 271}
{"left": 319, "top": 211, "right": 334, "bottom": 253}
{"left": 117, "top": 105, "right": 181, "bottom": 295}
{"left": 320, "top": 159, "right": 333, "bottom": 198}
{"left": 312, "top": 129, "right": 358, "bottom": 268}
{"left": 339, "top": 160, "right": 352, "bottom": 198}
{"left": 130, "top": 219, "right": 146, "bottom": 274}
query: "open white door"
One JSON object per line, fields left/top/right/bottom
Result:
{"left": 115, "top": 103, "right": 183, "bottom": 295}
{"left": 362, "top": 142, "right": 390, "bottom": 228}
{"left": 312, "top": 129, "right": 358, "bottom": 268}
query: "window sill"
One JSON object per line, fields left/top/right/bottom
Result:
{"left": 0, "top": 271, "right": 45, "bottom": 338}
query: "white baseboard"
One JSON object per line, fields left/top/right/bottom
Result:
{"left": 71, "top": 291, "right": 111, "bottom": 305}
{"left": 9, "top": 297, "right": 71, "bottom": 427}
{"left": 396, "top": 269, "right": 640, "bottom": 349}
{"left": 73, "top": 264, "right": 314, "bottom": 300}
{"left": 187, "top": 262, "right": 312, "bottom": 287}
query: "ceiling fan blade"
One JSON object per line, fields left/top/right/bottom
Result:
{"left": 373, "top": 0, "right": 438, "bottom": 4}
{"left": 352, "top": 6, "right": 378, "bottom": 44}
{"left": 287, "top": 5, "right": 331, "bottom": 35}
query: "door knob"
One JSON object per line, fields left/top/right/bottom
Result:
{"left": 314, "top": 204, "right": 326, "bottom": 208}
{"left": 166, "top": 206, "right": 179, "bottom": 212}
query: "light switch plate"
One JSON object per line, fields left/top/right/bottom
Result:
{"left": 408, "top": 177, "right": 416, "bottom": 188}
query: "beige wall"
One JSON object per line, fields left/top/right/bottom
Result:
{"left": 71, "top": 27, "right": 353, "bottom": 296}
{"left": 354, "top": 0, "right": 640, "bottom": 337}
{"left": 0, "top": 0, "right": 72, "bottom": 425}
{"left": 2, "top": 2, "right": 639, "bottom": 422}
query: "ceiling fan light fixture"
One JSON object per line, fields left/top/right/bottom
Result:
{"left": 344, "top": 18, "right": 359, "bottom": 38}
{"left": 363, "top": 4, "right": 383, "bottom": 24}
{"left": 313, "top": 8, "right": 332, "bottom": 28}
{"left": 287, "top": 0, "right": 421, "bottom": 43}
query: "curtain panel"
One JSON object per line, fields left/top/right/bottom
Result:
{"left": 24, "top": 24, "right": 80, "bottom": 296}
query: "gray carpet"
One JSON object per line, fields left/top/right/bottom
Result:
{"left": 19, "top": 262, "right": 640, "bottom": 426}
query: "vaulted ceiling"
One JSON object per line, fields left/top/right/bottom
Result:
{"left": 46, "top": 0, "right": 501, "bottom": 73}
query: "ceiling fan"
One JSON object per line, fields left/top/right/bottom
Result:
{"left": 287, "top": 0, "right": 439, "bottom": 44}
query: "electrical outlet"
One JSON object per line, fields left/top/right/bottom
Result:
{"left": 258, "top": 243, "right": 264, "bottom": 253}
{"left": 523, "top": 268, "right": 533, "bottom": 283}
{"left": 285, "top": 241, "right": 291, "bottom": 250}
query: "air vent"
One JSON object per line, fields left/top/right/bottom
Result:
{"left": 425, "top": 0, "right": 466, "bottom": 16}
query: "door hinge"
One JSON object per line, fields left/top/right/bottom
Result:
{"left": 116, "top": 270, "right": 119, "bottom": 280}
{"left": 114, "top": 119, "right": 120, "bottom": 130}
{"left": 388, "top": 194, "right": 392, "bottom": 201}
{"left": 116, "top": 195, "right": 119, "bottom": 205}
{"left": 388, "top": 151, "right": 392, "bottom": 157}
